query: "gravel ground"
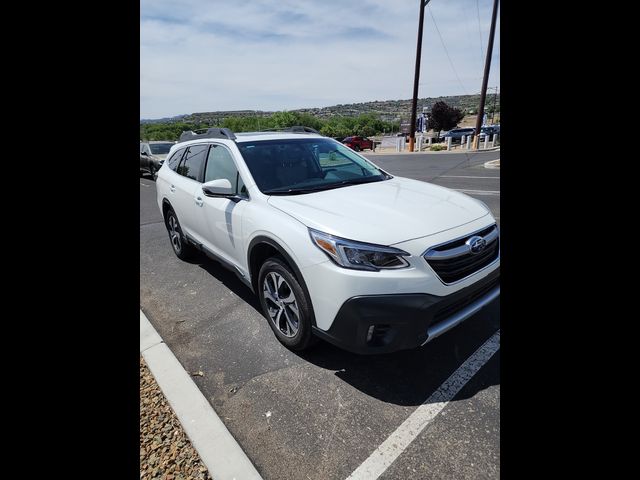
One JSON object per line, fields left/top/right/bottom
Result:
{"left": 140, "top": 356, "right": 213, "bottom": 480}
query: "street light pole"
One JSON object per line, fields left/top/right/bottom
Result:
{"left": 409, "top": 0, "right": 431, "bottom": 152}
{"left": 473, "top": 0, "right": 499, "bottom": 149}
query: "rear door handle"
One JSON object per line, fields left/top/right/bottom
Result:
{"left": 170, "top": 185, "right": 176, "bottom": 193}
{"left": 195, "top": 197, "right": 204, "bottom": 207}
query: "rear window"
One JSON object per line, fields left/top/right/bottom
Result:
{"left": 167, "top": 148, "right": 186, "bottom": 171}
{"left": 149, "top": 143, "right": 174, "bottom": 154}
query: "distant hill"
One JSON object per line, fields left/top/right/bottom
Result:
{"left": 141, "top": 94, "right": 499, "bottom": 125}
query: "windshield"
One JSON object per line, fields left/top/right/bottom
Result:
{"left": 149, "top": 143, "right": 174, "bottom": 154}
{"left": 237, "top": 138, "right": 390, "bottom": 195}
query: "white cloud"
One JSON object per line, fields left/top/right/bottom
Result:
{"left": 140, "top": 0, "right": 500, "bottom": 118}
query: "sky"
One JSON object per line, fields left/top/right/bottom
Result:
{"left": 140, "top": 0, "right": 500, "bottom": 119}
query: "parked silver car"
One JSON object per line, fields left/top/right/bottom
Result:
{"left": 140, "top": 141, "right": 175, "bottom": 177}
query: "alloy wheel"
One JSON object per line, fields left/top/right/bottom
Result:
{"left": 262, "top": 272, "right": 300, "bottom": 337}
{"left": 168, "top": 215, "right": 182, "bottom": 253}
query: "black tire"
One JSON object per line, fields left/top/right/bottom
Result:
{"left": 354, "top": 145, "right": 361, "bottom": 152}
{"left": 258, "top": 257, "right": 315, "bottom": 351}
{"left": 149, "top": 164, "right": 156, "bottom": 178}
{"left": 164, "top": 208, "right": 195, "bottom": 260}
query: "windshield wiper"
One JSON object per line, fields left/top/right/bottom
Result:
{"left": 263, "top": 176, "right": 389, "bottom": 196}
{"left": 332, "top": 176, "right": 386, "bottom": 187}
{"left": 263, "top": 186, "right": 326, "bottom": 195}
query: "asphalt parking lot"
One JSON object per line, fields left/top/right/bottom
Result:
{"left": 140, "top": 150, "right": 500, "bottom": 479}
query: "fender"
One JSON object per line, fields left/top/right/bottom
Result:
{"left": 247, "top": 235, "right": 317, "bottom": 326}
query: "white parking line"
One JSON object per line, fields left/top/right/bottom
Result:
{"left": 453, "top": 188, "right": 500, "bottom": 196}
{"left": 346, "top": 330, "right": 500, "bottom": 480}
{"left": 440, "top": 175, "right": 499, "bottom": 179}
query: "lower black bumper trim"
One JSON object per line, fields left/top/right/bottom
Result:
{"left": 313, "top": 268, "right": 500, "bottom": 354}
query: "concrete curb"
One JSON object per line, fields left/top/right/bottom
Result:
{"left": 484, "top": 159, "right": 500, "bottom": 169}
{"left": 140, "top": 310, "right": 263, "bottom": 480}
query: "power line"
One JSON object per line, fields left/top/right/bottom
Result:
{"left": 427, "top": 5, "right": 468, "bottom": 95}
{"left": 476, "top": 0, "right": 485, "bottom": 62}
{"left": 463, "top": 2, "right": 483, "bottom": 82}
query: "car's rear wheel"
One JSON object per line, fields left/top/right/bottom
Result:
{"left": 258, "top": 257, "right": 314, "bottom": 351}
{"left": 165, "top": 208, "right": 195, "bottom": 260}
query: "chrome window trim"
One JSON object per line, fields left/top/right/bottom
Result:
{"left": 422, "top": 223, "right": 500, "bottom": 286}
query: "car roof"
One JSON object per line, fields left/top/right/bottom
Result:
{"left": 169, "top": 132, "right": 327, "bottom": 151}
{"left": 234, "top": 132, "right": 325, "bottom": 143}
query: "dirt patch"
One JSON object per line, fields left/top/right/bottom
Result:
{"left": 140, "top": 356, "right": 213, "bottom": 480}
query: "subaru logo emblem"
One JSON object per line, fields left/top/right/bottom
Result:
{"left": 466, "top": 235, "right": 487, "bottom": 254}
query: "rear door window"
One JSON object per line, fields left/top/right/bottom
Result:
{"left": 167, "top": 147, "right": 186, "bottom": 171}
{"left": 177, "top": 145, "right": 208, "bottom": 181}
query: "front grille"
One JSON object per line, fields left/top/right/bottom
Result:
{"left": 424, "top": 224, "right": 499, "bottom": 284}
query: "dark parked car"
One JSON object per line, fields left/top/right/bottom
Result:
{"left": 140, "top": 141, "right": 175, "bottom": 177}
{"left": 342, "top": 136, "right": 374, "bottom": 151}
{"left": 478, "top": 125, "right": 500, "bottom": 139}
{"left": 442, "top": 128, "right": 476, "bottom": 143}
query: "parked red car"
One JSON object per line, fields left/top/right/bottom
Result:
{"left": 342, "top": 136, "right": 373, "bottom": 151}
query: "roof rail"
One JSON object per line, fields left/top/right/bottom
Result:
{"left": 178, "top": 127, "right": 237, "bottom": 143}
{"left": 258, "top": 126, "right": 321, "bottom": 134}
{"left": 284, "top": 126, "right": 320, "bottom": 134}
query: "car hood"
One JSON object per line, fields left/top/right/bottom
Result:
{"left": 153, "top": 153, "right": 168, "bottom": 161}
{"left": 267, "top": 176, "right": 490, "bottom": 245}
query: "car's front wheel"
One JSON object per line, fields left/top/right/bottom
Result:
{"left": 258, "top": 257, "right": 314, "bottom": 351}
{"left": 353, "top": 145, "right": 361, "bottom": 152}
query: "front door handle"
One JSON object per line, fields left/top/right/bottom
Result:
{"left": 170, "top": 185, "right": 176, "bottom": 193}
{"left": 195, "top": 197, "right": 204, "bottom": 207}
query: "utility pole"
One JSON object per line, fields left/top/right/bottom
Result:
{"left": 409, "top": 0, "right": 431, "bottom": 152}
{"left": 473, "top": 0, "right": 499, "bottom": 149}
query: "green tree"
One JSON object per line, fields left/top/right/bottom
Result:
{"left": 140, "top": 112, "right": 399, "bottom": 141}
{"left": 270, "top": 111, "right": 298, "bottom": 128}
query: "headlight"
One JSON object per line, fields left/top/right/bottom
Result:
{"left": 309, "top": 229, "right": 410, "bottom": 271}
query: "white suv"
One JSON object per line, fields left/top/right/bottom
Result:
{"left": 156, "top": 126, "right": 499, "bottom": 354}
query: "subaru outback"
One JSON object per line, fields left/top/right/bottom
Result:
{"left": 156, "top": 126, "right": 499, "bottom": 354}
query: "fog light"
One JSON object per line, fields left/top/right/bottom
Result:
{"left": 366, "top": 325, "right": 375, "bottom": 343}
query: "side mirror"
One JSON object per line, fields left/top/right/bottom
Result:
{"left": 141, "top": 151, "right": 148, "bottom": 156}
{"left": 202, "top": 178, "right": 237, "bottom": 199}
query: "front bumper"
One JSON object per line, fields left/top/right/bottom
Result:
{"left": 312, "top": 268, "right": 500, "bottom": 354}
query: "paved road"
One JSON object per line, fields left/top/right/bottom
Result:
{"left": 370, "top": 151, "right": 500, "bottom": 226}
{"left": 140, "top": 151, "right": 500, "bottom": 479}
